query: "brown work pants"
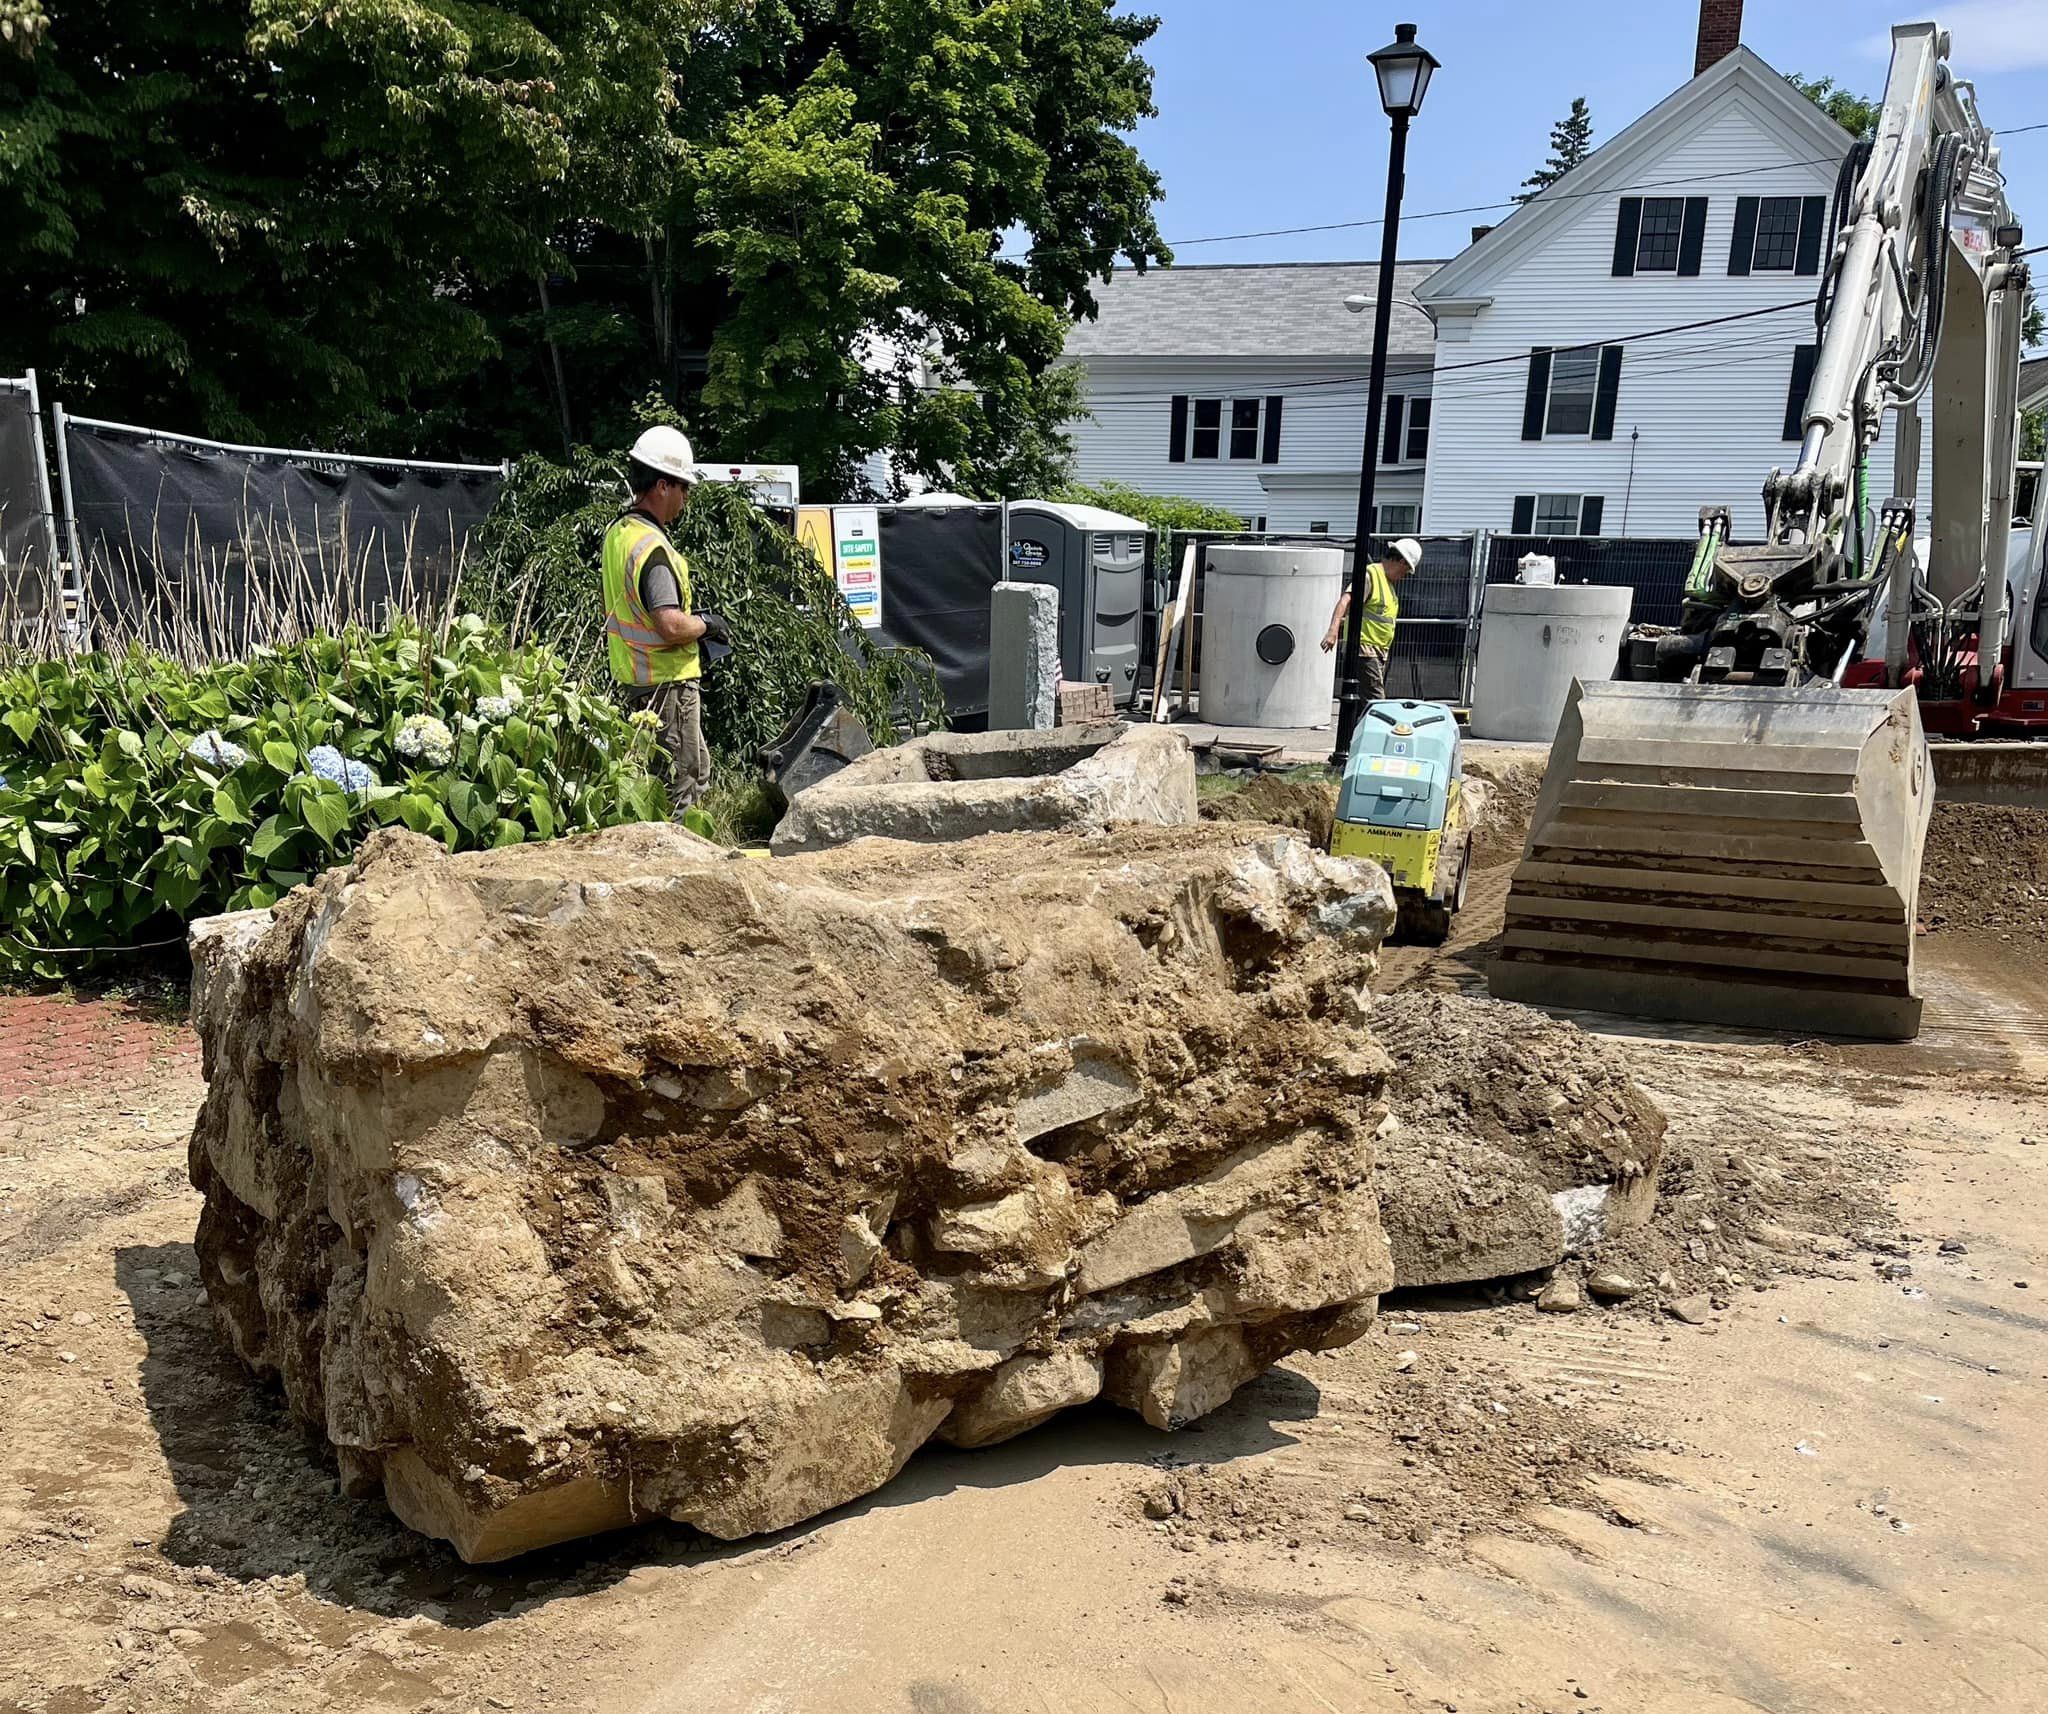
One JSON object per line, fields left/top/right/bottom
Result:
{"left": 629, "top": 678, "right": 712, "bottom": 813}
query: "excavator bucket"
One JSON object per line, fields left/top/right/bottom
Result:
{"left": 1489, "top": 680, "right": 1933, "bottom": 1040}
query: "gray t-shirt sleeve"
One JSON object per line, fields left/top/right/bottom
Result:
{"left": 638, "top": 545, "right": 684, "bottom": 612}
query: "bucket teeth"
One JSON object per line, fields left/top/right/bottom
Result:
{"left": 1488, "top": 680, "right": 1933, "bottom": 1040}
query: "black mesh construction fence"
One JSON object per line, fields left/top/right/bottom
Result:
{"left": 66, "top": 422, "right": 503, "bottom": 649}
{"left": 1152, "top": 531, "right": 1483, "bottom": 709}
{"left": 0, "top": 382, "right": 56, "bottom": 617}
{"left": 1485, "top": 535, "right": 1696, "bottom": 628}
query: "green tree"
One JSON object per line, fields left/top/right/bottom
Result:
{"left": 1515, "top": 97, "right": 1593, "bottom": 204}
{"left": 0, "top": 1, "right": 1167, "bottom": 492}
{"left": 1785, "top": 73, "right": 1881, "bottom": 141}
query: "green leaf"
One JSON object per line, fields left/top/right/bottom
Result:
{"left": 2, "top": 708, "right": 38, "bottom": 744}
{"left": 249, "top": 814, "right": 291, "bottom": 861}
{"left": 681, "top": 806, "right": 716, "bottom": 840}
{"left": 491, "top": 819, "right": 526, "bottom": 847}
{"left": 528, "top": 793, "right": 556, "bottom": 840}
{"left": 302, "top": 790, "right": 350, "bottom": 847}
{"left": 213, "top": 784, "right": 252, "bottom": 827}
{"left": 261, "top": 739, "right": 300, "bottom": 773}
{"left": 15, "top": 827, "right": 33, "bottom": 862}
{"left": 116, "top": 729, "right": 143, "bottom": 759}
{"left": 398, "top": 792, "right": 441, "bottom": 835}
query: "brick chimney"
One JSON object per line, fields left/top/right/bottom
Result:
{"left": 1695, "top": 0, "right": 1742, "bottom": 75}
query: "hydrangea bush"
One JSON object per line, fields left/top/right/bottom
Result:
{"left": 0, "top": 616, "right": 667, "bottom": 980}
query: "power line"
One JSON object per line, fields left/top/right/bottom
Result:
{"left": 1011, "top": 298, "right": 1817, "bottom": 411}
{"left": 999, "top": 118, "right": 2048, "bottom": 260}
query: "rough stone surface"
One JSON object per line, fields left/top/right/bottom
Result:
{"left": 1369, "top": 991, "right": 1667, "bottom": 1288}
{"left": 188, "top": 819, "right": 1398, "bottom": 1562}
{"left": 1535, "top": 1274, "right": 1584, "bottom": 1314}
{"left": 988, "top": 581, "right": 1061, "bottom": 732}
{"left": 769, "top": 724, "right": 1197, "bottom": 854}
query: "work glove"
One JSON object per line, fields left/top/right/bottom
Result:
{"left": 696, "top": 610, "right": 731, "bottom": 647}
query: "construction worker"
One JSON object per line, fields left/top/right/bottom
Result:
{"left": 1321, "top": 535, "right": 1421, "bottom": 701}
{"left": 602, "top": 426, "right": 727, "bottom": 811}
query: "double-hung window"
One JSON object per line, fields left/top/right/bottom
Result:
{"left": 1522, "top": 345, "right": 1623, "bottom": 442}
{"left": 1510, "top": 493, "right": 1606, "bottom": 537}
{"left": 1169, "top": 394, "right": 1284, "bottom": 463}
{"left": 1634, "top": 197, "right": 1686, "bottom": 272}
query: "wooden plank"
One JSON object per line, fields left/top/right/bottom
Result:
{"left": 1152, "top": 542, "right": 1196, "bottom": 724}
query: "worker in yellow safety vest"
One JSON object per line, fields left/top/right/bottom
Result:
{"left": 601, "top": 426, "right": 727, "bottom": 811}
{"left": 1321, "top": 535, "right": 1420, "bottom": 702}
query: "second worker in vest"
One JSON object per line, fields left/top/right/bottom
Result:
{"left": 1320, "top": 535, "right": 1421, "bottom": 701}
{"left": 601, "top": 426, "right": 727, "bottom": 811}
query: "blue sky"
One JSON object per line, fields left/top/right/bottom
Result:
{"left": 1125, "top": 1, "right": 2048, "bottom": 270}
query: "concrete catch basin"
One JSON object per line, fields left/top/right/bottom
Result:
{"left": 769, "top": 723, "right": 1198, "bottom": 853}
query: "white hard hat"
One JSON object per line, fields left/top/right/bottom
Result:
{"left": 1388, "top": 537, "right": 1423, "bottom": 570}
{"left": 629, "top": 425, "right": 697, "bottom": 483}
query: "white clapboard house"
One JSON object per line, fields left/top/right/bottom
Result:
{"left": 1415, "top": 13, "right": 1919, "bottom": 541}
{"left": 1058, "top": 261, "right": 1441, "bottom": 535}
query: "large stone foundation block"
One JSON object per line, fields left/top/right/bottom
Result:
{"left": 188, "top": 820, "right": 1397, "bottom": 1560}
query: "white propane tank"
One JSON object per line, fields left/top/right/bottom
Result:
{"left": 1516, "top": 553, "right": 1558, "bottom": 586}
{"left": 1198, "top": 544, "right": 1345, "bottom": 728}
{"left": 1470, "top": 583, "right": 1635, "bottom": 742}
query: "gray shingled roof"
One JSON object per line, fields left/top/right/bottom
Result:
{"left": 1060, "top": 261, "right": 1443, "bottom": 360}
{"left": 2022, "top": 354, "right": 2048, "bottom": 411}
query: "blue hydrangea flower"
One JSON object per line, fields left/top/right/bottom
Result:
{"left": 186, "top": 730, "right": 248, "bottom": 770}
{"left": 396, "top": 714, "right": 454, "bottom": 767}
{"left": 305, "top": 744, "right": 379, "bottom": 794}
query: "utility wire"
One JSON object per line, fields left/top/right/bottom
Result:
{"left": 989, "top": 299, "right": 1817, "bottom": 410}
{"left": 998, "top": 119, "right": 2048, "bottom": 260}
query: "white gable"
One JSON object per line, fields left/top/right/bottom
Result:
{"left": 1420, "top": 47, "right": 1850, "bottom": 308}
{"left": 1414, "top": 45, "right": 1899, "bottom": 541}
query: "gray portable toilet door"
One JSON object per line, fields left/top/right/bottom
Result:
{"left": 1088, "top": 529, "right": 1146, "bottom": 707}
{"left": 1006, "top": 521, "right": 1076, "bottom": 680}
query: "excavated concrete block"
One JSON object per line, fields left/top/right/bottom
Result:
{"left": 768, "top": 724, "right": 1197, "bottom": 854}
{"left": 189, "top": 820, "right": 1398, "bottom": 1560}
{"left": 1370, "top": 990, "right": 1667, "bottom": 1288}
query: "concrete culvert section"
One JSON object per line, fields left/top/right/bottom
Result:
{"left": 187, "top": 819, "right": 1401, "bottom": 1561}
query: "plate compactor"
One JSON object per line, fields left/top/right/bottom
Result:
{"left": 1330, "top": 699, "right": 1472, "bottom": 945}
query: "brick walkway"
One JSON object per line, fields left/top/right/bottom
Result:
{"left": 0, "top": 992, "right": 199, "bottom": 1098}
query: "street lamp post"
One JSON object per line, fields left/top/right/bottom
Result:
{"left": 1331, "top": 21, "right": 1439, "bottom": 767}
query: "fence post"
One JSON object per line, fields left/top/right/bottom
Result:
{"left": 50, "top": 401, "right": 85, "bottom": 642}
{"left": 1461, "top": 530, "right": 1489, "bottom": 706}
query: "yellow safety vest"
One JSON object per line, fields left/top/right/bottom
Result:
{"left": 602, "top": 513, "right": 699, "bottom": 686}
{"left": 1358, "top": 560, "right": 1399, "bottom": 653}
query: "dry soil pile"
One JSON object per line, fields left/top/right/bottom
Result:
{"left": 1918, "top": 800, "right": 2048, "bottom": 939}
{"left": 1196, "top": 771, "right": 1336, "bottom": 848}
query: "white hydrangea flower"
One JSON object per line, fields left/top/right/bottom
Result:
{"left": 477, "top": 695, "right": 516, "bottom": 723}
{"left": 395, "top": 714, "right": 455, "bottom": 766}
{"left": 186, "top": 730, "right": 248, "bottom": 770}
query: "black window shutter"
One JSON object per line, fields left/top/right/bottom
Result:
{"left": 1382, "top": 395, "right": 1405, "bottom": 464}
{"left": 1677, "top": 197, "right": 1709, "bottom": 276}
{"left": 1579, "top": 495, "right": 1606, "bottom": 537}
{"left": 1591, "top": 345, "right": 1624, "bottom": 441}
{"left": 1521, "top": 349, "right": 1553, "bottom": 441}
{"left": 1783, "top": 344, "right": 1819, "bottom": 440}
{"left": 1261, "top": 395, "right": 1283, "bottom": 463}
{"left": 1612, "top": 199, "right": 1642, "bottom": 277}
{"left": 1511, "top": 495, "right": 1536, "bottom": 534}
{"left": 1795, "top": 195, "right": 1827, "bottom": 276}
{"left": 1728, "top": 197, "right": 1759, "bottom": 275}
{"left": 1168, "top": 395, "right": 1188, "bottom": 462}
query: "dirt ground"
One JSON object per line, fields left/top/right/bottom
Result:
{"left": 5, "top": 777, "right": 2047, "bottom": 1714}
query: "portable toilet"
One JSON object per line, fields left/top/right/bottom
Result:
{"left": 1004, "top": 500, "right": 1153, "bottom": 710}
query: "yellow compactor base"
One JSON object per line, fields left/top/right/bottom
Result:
{"left": 1488, "top": 680, "right": 1933, "bottom": 1041}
